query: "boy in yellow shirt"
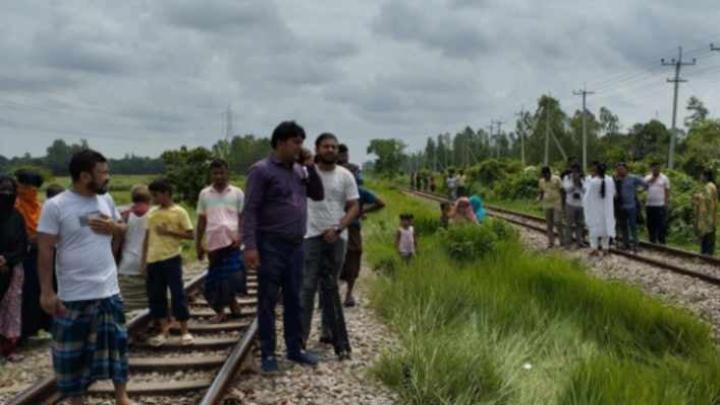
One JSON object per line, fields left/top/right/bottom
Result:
{"left": 142, "top": 179, "right": 195, "bottom": 346}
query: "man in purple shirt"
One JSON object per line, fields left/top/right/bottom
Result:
{"left": 243, "top": 121, "right": 324, "bottom": 373}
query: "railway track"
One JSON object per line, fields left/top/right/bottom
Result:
{"left": 8, "top": 271, "right": 259, "bottom": 405}
{"left": 406, "top": 189, "right": 720, "bottom": 287}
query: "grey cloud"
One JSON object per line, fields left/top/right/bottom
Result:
{"left": 160, "top": 0, "right": 286, "bottom": 35}
{"left": 372, "top": 0, "right": 491, "bottom": 59}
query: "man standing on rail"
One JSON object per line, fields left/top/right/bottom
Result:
{"left": 562, "top": 162, "right": 585, "bottom": 248}
{"left": 243, "top": 121, "right": 324, "bottom": 374}
{"left": 614, "top": 163, "right": 648, "bottom": 252}
{"left": 37, "top": 150, "right": 131, "bottom": 405}
{"left": 694, "top": 169, "right": 718, "bottom": 256}
{"left": 302, "top": 133, "right": 359, "bottom": 361}
{"left": 538, "top": 166, "right": 564, "bottom": 249}
{"left": 196, "top": 159, "right": 247, "bottom": 323}
{"left": 644, "top": 163, "right": 671, "bottom": 245}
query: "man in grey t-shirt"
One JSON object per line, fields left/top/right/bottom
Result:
{"left": 38, "top": 150, "right": 130, "bottom": 405}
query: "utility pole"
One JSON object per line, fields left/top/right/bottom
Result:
{"left": 487, "top": 122, "right": 494, "bottom": 160}
{"left": 544, "top": 104, "right": 550, "bottom": 166}
{"left": 515, "top": 110, "right": 526, "bottom": 166}
{"left": 492, "top": 120, "right": 504, "bottom": 158}
{"left": 661, "top": 46, "right": 696, "bottom": 169}
{"left": 573, "top": 87, "right": 594, "bottom": 170}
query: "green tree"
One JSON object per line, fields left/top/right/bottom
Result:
{"left": 684, "top": 96, "right": 708, "bottom": 129}
{"left": 367, "top": 139, "right": 407, "bottom": 176}
{"left": 527, "top": 95, "right": 569, "bottom": 165}
{"left": 161, "top": 146, "right": 214, "bottom": 204}
{"left": 599, "top": 107, "right": 621, "bottom": 136}
{"left": 681, "top": 119, "right": 720, "bottom": 178}
{"left": 627, "top": 120, "right": 670, "bottom": 162}
{"left": 45, "top": 139, "right": 89, "bottom": 175}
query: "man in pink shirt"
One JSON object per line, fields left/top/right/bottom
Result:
{"left": 196, "top": 159, "right": 246, "bottom": 323}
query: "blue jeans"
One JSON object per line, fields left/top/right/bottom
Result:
{"left": 302, "top": 236, "right": 350, "bottom": 354}
{"left": 257, "top": 234, "right": 305, "bottom": 358}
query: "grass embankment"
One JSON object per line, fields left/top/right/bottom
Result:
{"left": 364, "top": 184, "right": 720, "bottom": 404}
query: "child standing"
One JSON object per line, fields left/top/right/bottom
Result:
{"left": 118, "top": 185, "right": 151, "bottom": 312}
{"left": 440, "top": 202, "right": 451, "bottom": 229}
{"left": 396, "top": 214, "right": 417, "bottom": 263}
{"left": 142, "top": 179, "right": 195, "bottom": 346}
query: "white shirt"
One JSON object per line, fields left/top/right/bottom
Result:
{"left": 37, "top": 190, "right": 121, "bottom": 301}
{"left": 197, "top": 185, "right": 244, "bottom": 251}
{"left": 117, "top": 212, "right": 148, "bottom": 276}
{"left": 644, "top": 174, "right": 670, "bottom": 207}
{"left": 306, "top": 165, "right": 359, "bottom": 240}
{"left": 562, "top": 174, "right": 585, "bottom": 208}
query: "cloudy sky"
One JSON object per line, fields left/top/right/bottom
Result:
{"left": 2, "top": 0, "right": 720, "bottom": 162}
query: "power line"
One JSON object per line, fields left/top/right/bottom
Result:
{"left": 661, "top": 46, "right": 696, "bottom": 169}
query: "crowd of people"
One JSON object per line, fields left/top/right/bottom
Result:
{"left": 0, "top": 121, "right": 389, "bottom": 404}
{"left": 537, "top": 160, "right": 717, "bottom": 257}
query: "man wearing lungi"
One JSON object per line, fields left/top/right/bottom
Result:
{"left": 38, "top": 149, "right": 131, "bottom": 405}
{"left": 243, "top": 121, "right": 325, "bottom": 373}
{"left": 196, "top": 158, "right": 247, "bottom": 323}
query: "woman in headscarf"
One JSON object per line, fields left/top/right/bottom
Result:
{"left": 0, "top": 174, "right": 28, "bottom": 361}
{"left": 469, "top": 195, "right": 486, "bottom": 223}
{"left": 14, "top": 169, "right": 50, "bottom": 338}
{"left": 450, "top": 197, "right": 479, "bottom": 225}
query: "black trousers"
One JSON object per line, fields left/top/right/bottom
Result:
{"left": 645, "top": 206, "right": 667, "bottom": 244}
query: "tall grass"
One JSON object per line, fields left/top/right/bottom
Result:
{"left": 365, "top": 183, "right": 720, "bottom": 404}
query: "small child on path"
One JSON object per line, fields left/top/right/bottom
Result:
{"left": 142, "top": 179, "right": 195, "bottom": 347}
{"left": 396, "top": 213, "right": 417, "bottom": 263}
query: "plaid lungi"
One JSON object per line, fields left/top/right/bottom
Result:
{"left": 52, "top": 294, "right": 128, "bottom": 397}
{"left": 204, "top": 247, "right": 247, "bottom": 311}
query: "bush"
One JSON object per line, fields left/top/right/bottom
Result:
{"left": 440, "top": 224, "right": 497, "bottom": 262}
{"left": 492, "top": 166, "right": 539, "bottom": 200}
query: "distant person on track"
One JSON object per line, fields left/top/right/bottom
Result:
{"left": 562, "top": 163, "right": 585, "bottom": 248}
{"left": 243, "top": 121, "right": 324, "bottom": 373}
{"left": 196, "top": 159, "right": 247, "bottom": 323}
{"left": 583, "top": 162, "right": 616, "bottom": 257}
{"left": 0, "top": 175, "right": 28, "bottom": 362}
{"left": 538, "top": 166, "right": 564, "bottom": 249}
{"left": 614, "top": 163, "right": 648, "bottom": 252}
{"left": 142, "top": 178, "right": 194, "bottom": 347}
{"left": 446, "top": 170, "right": 459, "bottom": 200}
{"left": 302, "top": 133, "right": 359, "bottom": 361}
{"left": 396, "top": 213, "right": 417, "bottom": 263}
{"left": 693, "top": 169, "right": 718, "bottom": 256}
{"left": 37, "top": 149, "right": 131, "bottom": 405}
{"left": 429, "top": 175, "right": 436, "bottom": 193}
{"left": 117, "top": 185, "right": 151, "bottom": 312}
{"left": 644, "top": 163, "right": 671, "bottom": 245}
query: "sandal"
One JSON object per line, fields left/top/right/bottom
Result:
{"left": 148, "top": 334, "right": 168, "bottom": 347}
{"left": 181, "top": 333, "right": 194, "bottom": 346}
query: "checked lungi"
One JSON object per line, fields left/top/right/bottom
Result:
{"left": 51, "top": 294, "right": 128, "bottom": 397}
{"left": 203, "top": 246, "right": 247, "bottom": 312}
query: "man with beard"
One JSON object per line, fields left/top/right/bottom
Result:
{"left": 302, "top": 133, "right": 359, "bottom": 360}
{"left": 243, "top": 121, "right": 325, "bottom": 373}
{"left": 37, "top": 150, "right": 131, "bottom": 405}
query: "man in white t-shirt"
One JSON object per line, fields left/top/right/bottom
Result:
{"left": 644, "top": 162, "right": 671, "bottom": 244}
{"left": 302, "top": 133, "right": 359, "bottom": 360}
{"left": 37, "top": 150, "right": 130, "bottom": 405}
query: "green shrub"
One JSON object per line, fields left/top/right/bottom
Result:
{"left": 440, "top": 224, "right": 497, "bottom": 262}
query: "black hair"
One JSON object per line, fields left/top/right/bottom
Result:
{"left": 702, "top": 169, "right": 716, "bottom": 185}
{"left": 209, "top": 158, "right": 229, "bottom": 170}
{"left": 400, "top": 213, "right": 414, "bottom": 220}
{"left": 45, "top": 184, "right": 65, "bottom": 199}
{"left": 148, "top": 178, "right": 174, "bottom": 195}
{"left": 440, "top": 202, "right": 450, "bottom": 210}
{"left": 616, "top": 162, "right": 627, "bottom": 169}
{"left": 594, "top": 161, "right": 607, "bottom": 198}
{"left": 315, "top": 132, "right": 338, "bottom": 148}
{"left": 15, "top": 169, "right": 44, "bottom": 188}
{"left": 338, "top": 144, "right": 349, "bottom": 154}
{"left": 69, "top": 149, "right": 107, "bottom": 182}
{"left": 541, "top": 166, "right": 551, "bottom": 177}
{"left": 271, "top": 121, "right": 306, "bottom": 149}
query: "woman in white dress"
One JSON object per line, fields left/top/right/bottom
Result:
{"left": 583, "top": 162, "right": 616, "bottom": 256}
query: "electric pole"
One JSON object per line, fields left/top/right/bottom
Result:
{"left": 487, "top": 122, "right": 494, "bottom": 160}
{"left": 661, "top": 46, "right": 696, "bottom": 169}
{"left": 573, "top": 87, "right": 594, "bottom": 170}
{"left": 544, "top": 104, "right": 550, "bottom": 166}
{"left": 515, "top": 110, "right": 526, "bottom": 167}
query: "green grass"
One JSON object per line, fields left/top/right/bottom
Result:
{"left": 364, "top": 182, "right": 720, "bottom": 404}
